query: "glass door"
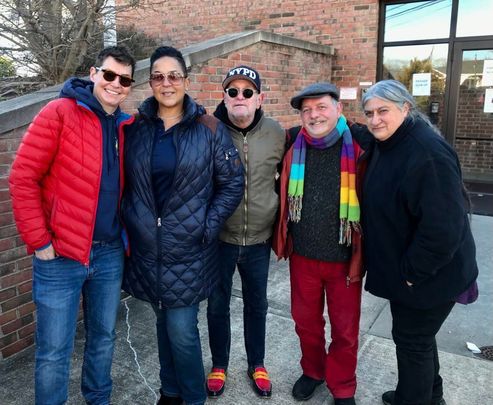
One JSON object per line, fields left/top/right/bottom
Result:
{"left": 446, "top": 41, "right": 493, "bottom": 181}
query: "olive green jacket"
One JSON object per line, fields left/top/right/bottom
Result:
{"left": 219, "top": 115, "right": 285, "bottom": 245}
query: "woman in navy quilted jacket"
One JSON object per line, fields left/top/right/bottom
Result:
{"left": 122, "top": 46, "right": 244, "bottom": 405}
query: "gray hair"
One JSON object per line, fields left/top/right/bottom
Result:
{"left": 361, "top": 79, "right": 437, "bottom": 131}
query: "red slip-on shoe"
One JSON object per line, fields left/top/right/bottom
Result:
{"left": 248, "top": 366, "right": 272, "bottom": 398}
{"left": 206, "top": 367, "right": 226, "bottom": 398}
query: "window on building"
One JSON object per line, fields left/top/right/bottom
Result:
{"left": 456, "top": 0, "right": 493, "bottom": 38}
{"left": 382, "top": 44, "right": 448, "bottom": 125}
{"left": 381, "top": 1, "right": 452, "bottom": 127}
{"left": 384, "top": 1, "right": 452, "bottom": 42}
{"left": 380, "top": 0, "right": 493, "bottom": 181}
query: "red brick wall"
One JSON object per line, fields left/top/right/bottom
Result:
{"left": 0, "top": 39, "right": 333, "bottom": 359}
{"left": 122, "top": 41, "right": 335, "bottom": 128}
{"left": 0, "top": 125, "right": 36, "bottom": 358}
{"left": 119, "top": 0, "right": 379, "bottom": 117}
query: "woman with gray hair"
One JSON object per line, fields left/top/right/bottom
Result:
{"left": 355, "top": 79, "right": 478, "bottom": 405}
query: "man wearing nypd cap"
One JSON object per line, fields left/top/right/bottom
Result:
{"left": 206, "top": 65, "right": 285, "bottom": 398}
{"left": 273, "top": 82, "right": 366, "bottom": 405}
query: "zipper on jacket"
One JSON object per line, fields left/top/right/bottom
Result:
{"left": 154, "top": 127, "right": 182, "bottom": 309}
{"left": 156, "top": 216, "right": 162, "bottom": 304}
{"left": 242, "top": 135, "right": 249, "bottom": 246}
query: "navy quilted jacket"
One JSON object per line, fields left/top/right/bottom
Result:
{"left": 122, "top": 95, "right": 244, "bottom": 308}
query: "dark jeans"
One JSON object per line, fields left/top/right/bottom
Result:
{"left": 207, "top": 240, "right": 271, "bottom": 369}
{"left": 390, "top": 300, "right": 455, "bottom": 405}
{"left": 152, "top": 303, "right": 206, "bottom": 405}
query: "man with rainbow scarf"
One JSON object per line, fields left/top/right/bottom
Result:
{"left": 273, "top": 82, "right": 365, "bottom": 405}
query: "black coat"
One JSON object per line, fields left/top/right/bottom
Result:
{"left": 357, "top": 117, "right": 478, "bottom": 309}
{"left": 122, "top": 95, "right": 244, "bottom": 308}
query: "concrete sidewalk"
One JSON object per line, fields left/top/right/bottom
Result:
{"left": 1, "top": 215, "right": 492, "bottom": 405}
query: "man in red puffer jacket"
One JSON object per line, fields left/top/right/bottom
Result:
{"left": 9, "top": 46, "right": 135, "bottom": 405}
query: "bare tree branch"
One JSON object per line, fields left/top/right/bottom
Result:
{"left": 0, "top": 0, "right": 164, "bottom": 84}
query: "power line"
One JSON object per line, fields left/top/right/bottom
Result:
{"left": 386, "top": 0, "right": 449, "bottom": 20}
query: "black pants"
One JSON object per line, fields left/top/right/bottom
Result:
{"left": 390, "top": 300, "right": 455, "bottom": 405}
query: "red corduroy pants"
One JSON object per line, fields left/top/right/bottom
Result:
{"left": 289, "top": 253, "right": 362, "bottom": 399}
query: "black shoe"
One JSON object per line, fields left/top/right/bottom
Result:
{"left": 292, "top": 374, "right": 324, "bottom": 401}
{"left": 382, "top": 390, "right": 446, "bottom": 405}
{"left": 157, "top": 389, "right": 184, "bottom": 405}
{"left": 381, "top": 391, "right": 394, "bottom": 405}
{"left": 334, "top": 397, "right": 356, "bottom": 405}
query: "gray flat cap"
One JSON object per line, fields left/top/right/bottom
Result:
{"left": 290, "top": 82, "right": 340, "bottom": 110}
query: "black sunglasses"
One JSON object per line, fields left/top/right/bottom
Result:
{"left": 96, "top": 67, "right": 134, "bottom": 87}
{"left": 225, "top": 88, "right": 256, "bottom": 99}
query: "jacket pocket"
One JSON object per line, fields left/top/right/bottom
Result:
{"left": 48, "top": 197, "right": 59, "bottom": 234}
{"left": 223, "top": 146, "right": 242, "bottom": 175}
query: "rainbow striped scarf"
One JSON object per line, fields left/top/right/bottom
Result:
{"left": 288, "top": 115, "right": 360, "bottom": 245}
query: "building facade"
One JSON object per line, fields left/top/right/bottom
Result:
{"left": 123, "top": 0, "right": 493, "bottom": 181}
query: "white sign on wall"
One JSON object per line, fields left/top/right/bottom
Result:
{"left": 412, "top": 73, "right": 431, "bottom": 96}
{"left": 340, "top": 87, "right": 358, "bottom": 100}
{"left": 482, "top": 60, "right": 493, "bottom": 87}
{"left": 484, "top": 88, "right": 493, "bottom": 113}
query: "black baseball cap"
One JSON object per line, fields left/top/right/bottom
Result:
{"left": 222, "top": 65, "right": 261, "bottom": 92}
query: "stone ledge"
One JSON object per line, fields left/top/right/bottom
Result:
{"left": 0, "top": 31, "right": 333, "bottom": 134}
{"left": 182, "top": 30, "right": 334, "bottom": 68}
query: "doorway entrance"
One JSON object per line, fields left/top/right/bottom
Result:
{"left": 447, "top": 41, "right": 493, "bottom": 214}
{"left": 446, "top": 41, "right": 493, "bottom": 179}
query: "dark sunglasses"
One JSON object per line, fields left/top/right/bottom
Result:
{"left": 149, "top": 72, "right": 186, "bottom": 86}
{"left": 225, "top": 88, "right": 256, "bottom": 99}
{"left": 96, "top": 67, "right": 134, "bottom": 87}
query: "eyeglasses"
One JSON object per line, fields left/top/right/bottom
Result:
{"left": 149, "top": 72, "right": 186, "bottom": 86}
{"left": 96, "top": 67, "right": 134, "bottom": 87}
{"left": 225, "top": 88, "right": 256, "bottom": 99}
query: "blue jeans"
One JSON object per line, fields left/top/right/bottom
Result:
{"left": 206, "top": 240, "right": 271, "bottom": 369}
{"left": 152, "top": 303, "right": 206, "bottom": 405}
{"left": 32, "top": 240, "right": 124, "bottom": 405}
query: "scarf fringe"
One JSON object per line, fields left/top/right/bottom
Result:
{"left": 288, "top": 195, "right": 302, "bottom": 223}
{"left": 339, "top": 220, "right": 361, "bottom": 246}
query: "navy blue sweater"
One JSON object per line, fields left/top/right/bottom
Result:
{"left": 60, "top": 78, "right": 122, "bottom": 242}
{"left": 152, "top": 122, "right": 177, "bottom": 214}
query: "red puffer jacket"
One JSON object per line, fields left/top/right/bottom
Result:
{"left": 9, "top": 98, "right": 133, "bottom": 265}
